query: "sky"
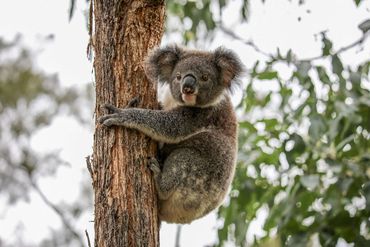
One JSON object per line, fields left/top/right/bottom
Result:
{"left": 0, "top": 0, "right": 369, "bottom": 246}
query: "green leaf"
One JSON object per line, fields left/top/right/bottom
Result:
{"left": 235, "top": 216, "right": 248, "bottom": 246}
{"left": 327, "top": 211, "right": 361, "bottom": 242}
{"left": 239, "top": 121, "right": 257, "bottom": 133}
{"left": 354, "top": 0, "right": 363, "bottom": 6}
{"left": 355, "top": 236, "right": 370, "bottom": 246}
{"left": 358, "top": 19, "right": 370, "bottom": 33}
{"left": 321, "top": 34, "right": 333, "bottom": 56}
{"left": 261, "top": 118, "right": 278, "bottom": 130}
{"left": 296, "top": 61, "right": 311, "bottom": 79}
{"left": 260, "top": 92, "right": 272, "bottom": 107}
{"left": 335, "top": 134, "right": 355, "bottom": 152}
{"left": 203, "top": 2, "right": 216, "bottom": 30}
{"left": 241, "top": 0, "right": 249, "bottom": 20}
{"left": 286, "top": 49, "right": 293, "bottom": 64}
{"left": 257, "top": 71, "right": 278, "bottom": 80}
{"left": 337, "top": 178, "right": 353, "bottom": 196}
{"left": 332, "top": 54, "right": 344, "bottom": 77}
{"left": 309, "top": 114, "right": 326, "bottom": 142}
{"left": 285, "top": 233, "right": 309, "bottom": 247}
{"left": 290, "top": 133, "right": 306, "bottom": 153}
{"left": 300, "top": 175, "right": 320, "bottom": 190}
{"left": 184, "top": 30, "right": 195, "bottom": 42}
{"left": 360, "top": 61, "right": 370, "bottom": 75}
{"left": 217, "top": 203, "right": 237, "bottom": 245}
{"left": 250, "top": 61, "right": 260, "bottom": 78}
{"left": 218, "top": 0, "right": 226, "bottom": 9}
{"left": 349, "top": 71, "right": 361, "bottom": 86}
{"left": 264, "top": 204, "right": 282, "bottom": 230}
{"left": 316, "top": 66, "right": 331, "bottom": 84}
{"left": 166, "top": 2, "right": 184, "bottom": 16}
{"left": 319, "top": 231, "right": 338, "bottom": 247}
{"left": 297, "top": 190, "right": 317, "bottom": 212}
{"left": 362, "top": 182, "right": 370, "bottom": 210}
{"left": 69, "top": 0, "right": 75, "bottom": 21}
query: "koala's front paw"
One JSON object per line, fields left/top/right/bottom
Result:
{"left": 148, "top": 157, "right": 161, "bottom": 175}
{"left": 98, "top": 113, "right": 120, "bottom": 127}
{"left": 99, "top": 103, "right": 127, "bottom": 127}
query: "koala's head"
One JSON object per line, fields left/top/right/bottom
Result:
{"left": 145, "top": 45, "right": 244, "bottom": 107}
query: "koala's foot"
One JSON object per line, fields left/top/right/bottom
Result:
{"left": 148, "top": 157, "right": 175, "bottom": 200}
{"left": 148, "top": 157, "right": 161, "bottom": 175}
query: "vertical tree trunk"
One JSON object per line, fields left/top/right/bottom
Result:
{"left": 89, "top": 1, "right": 165, "bottom": 246}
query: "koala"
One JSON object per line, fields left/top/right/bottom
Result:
{"left": 99, "top": 45, "right": 244, "bottom": 224}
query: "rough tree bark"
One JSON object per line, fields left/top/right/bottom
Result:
{"left": 88, "top": 1, "right": 165, "bottom": 246}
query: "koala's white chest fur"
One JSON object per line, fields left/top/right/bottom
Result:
{"left": 158, "top": 84, "right": 179, "bottom": 110}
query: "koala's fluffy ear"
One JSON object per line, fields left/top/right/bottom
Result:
{"left": 214, "top": 47, "right": 244, "bottom": 87}
{"left": 144, "top": 45, "right": 183, "bottom": 83}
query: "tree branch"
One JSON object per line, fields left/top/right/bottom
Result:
{"left": 219, "top": 25, "right": 274, "bottom": 60}
{"left": 299, "top": 32, "right": 369, "bottom": 62}
{"left": 220, "top": 24, "right": 369, "bottom": 63}
{"left": 29, "top": 179, "right": 85, "bottom": 247}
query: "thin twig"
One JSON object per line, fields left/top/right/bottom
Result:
{"left": 219, "top": 25, "right": 274, "bottom": 59}
{"left": 175, "top": 225, "right": 182, "bottom": 247}
{"left": 87, "top": 0, "right": 94, "bottom": 60}
{"left": 85, "top": 229, "right": 92, "bottom": 247}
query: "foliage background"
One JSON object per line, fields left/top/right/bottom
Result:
{"left": 0, "top": 0, "right": 369, "bottom": 246}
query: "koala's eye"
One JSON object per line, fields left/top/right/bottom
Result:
{"left": 201, "top": 74, "right": 209, "bottom": 81}
{"left": 176, "top": 73, "right": 181, "bottom": 80}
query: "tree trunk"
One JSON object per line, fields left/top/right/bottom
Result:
{"left": 89, "top": 1, "right": 165, "bottom": 246}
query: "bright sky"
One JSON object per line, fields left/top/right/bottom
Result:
{"left": 0, "top": 0, "right": 369, "bottom": 246}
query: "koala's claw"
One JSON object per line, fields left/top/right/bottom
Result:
{"left": 98, "top": 115, "right": 108, "bottom": 125}
{"left": 98, "top": 113, "right": 119, "bottom": 126}
{"left": 100, "top": 97, "right": 139, "bottom": 114}
{"left": 148, "top": 157, "right": 161, "bottom": 175}
{"left": 102, "top": 103, "right": 122, "bottom": 113}
{"left": 127, "top": 96, "right": 141, "bottom": 108}
{"left": 101, "top": 119, "right": 113, "bottom": 127}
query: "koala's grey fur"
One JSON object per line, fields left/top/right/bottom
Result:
{"left": 99, "top": 45, "right": 244, "bottom": 224}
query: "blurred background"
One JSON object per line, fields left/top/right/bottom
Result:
{"left": 0, "top": 0, "right": 369, "bottom": 246}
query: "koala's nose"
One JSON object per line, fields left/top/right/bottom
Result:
{"left": 182, "top": 75, "right": 197, "bottom": 94}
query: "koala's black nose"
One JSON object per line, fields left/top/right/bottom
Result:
{"left": 182, "top": 75, "right": 197, "bottom": 94}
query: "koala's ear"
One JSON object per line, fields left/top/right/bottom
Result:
{"left": 144, "top": 44, "right": 183, "bottom": 83}
{"left": 214, "top": 47, "right": 244, "bottom": 87}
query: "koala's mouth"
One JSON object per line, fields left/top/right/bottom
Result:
{"left": 181, "top": 74, "right": 198, "bottom": 105}
{"left": 181, "top": 93, "right": 197, "bottom": 105}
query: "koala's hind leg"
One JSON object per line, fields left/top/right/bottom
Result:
{"left": 148, "top": 157, "right": 179, "bottom": 200}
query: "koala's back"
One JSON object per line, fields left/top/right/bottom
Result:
{"left": 158, "top": 97, "right": 237, "bottom": 223}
